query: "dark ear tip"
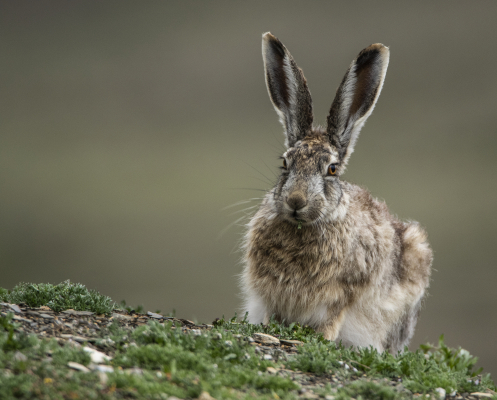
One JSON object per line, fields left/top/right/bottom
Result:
{"left": 262, "top": 32, "right": 275, "bottom": 41}
{"left": 368, "top": 43, "right": 389, "bottom": 52}
{"left": 356, "top": 43, "right": 389, "bottom": 66}
{"left": 262, "top": 32, "right": 286, "bottom": 57}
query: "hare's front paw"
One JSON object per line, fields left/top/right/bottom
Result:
{"left": 317, "top": 308, "right": 347, "bottom": 341}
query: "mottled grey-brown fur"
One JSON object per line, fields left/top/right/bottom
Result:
{"left": 241, "top": 33, "right": 432, "bottom": 353}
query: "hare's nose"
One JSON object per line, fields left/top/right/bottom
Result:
{"left": 286, "top": 192, "right": 307, "bottom": 211}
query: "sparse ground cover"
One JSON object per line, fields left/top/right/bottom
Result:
{"left": 1, "top": 281, "right": 495, "bottom": 399}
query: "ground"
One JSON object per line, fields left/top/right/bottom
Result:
{"left": 0, "top": 281, "right": 495, "bottom": 400}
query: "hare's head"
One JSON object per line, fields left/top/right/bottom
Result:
{"left": 262, "top": 33, "right": 389, "bottom": 226}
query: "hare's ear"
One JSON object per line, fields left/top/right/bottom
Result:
{"left": 326, "top": 44, "right": 389, "bottom": 167}
{"left": 262, "top": 32, "right": 313, "bottom": 148}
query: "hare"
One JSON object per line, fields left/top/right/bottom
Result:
{"left": 241, "top": 33, "right": 432, "bottom": 353}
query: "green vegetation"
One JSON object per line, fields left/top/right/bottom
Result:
{"left": 0, "top": 280, "right": 116, "bottom": 314}
{"left": 1, "top": 283, "right": 496, "bottom": 399}
{"left": 119, "top": 299, "right": 145, "bottom": 315}
{"left": 214, "top": 314, "right": 328, "bottom": 344}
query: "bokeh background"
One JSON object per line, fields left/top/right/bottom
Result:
{"left": 1, "top": 1, "right": 496, "bottom": 376}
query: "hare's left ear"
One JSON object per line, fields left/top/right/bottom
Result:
{"left": 326, "top": 44, "right": 389, "bottom": 167}
{"left": 262, "top": 32, "right": 313, "bottom": 148}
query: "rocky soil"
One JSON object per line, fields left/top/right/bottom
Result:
{"left": 1, "top": 302, "right": 495, "bottom": 400}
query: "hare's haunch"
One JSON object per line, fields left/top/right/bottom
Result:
{"left": 241, "top": 33, "right": 432, "bottom": 353}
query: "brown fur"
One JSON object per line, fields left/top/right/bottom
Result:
{"left": 241, "top": 33, "right": 432, "bottom": 353}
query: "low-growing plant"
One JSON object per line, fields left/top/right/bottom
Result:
{"left": 0, "top": 312, "right": 32, "bottom": 352}
{"left": 214, "top": 313, "right": 327, "bottom": 344}
{"left": 1, "top": 283, "right": 496, "bottom": 399}
{"left": 0, "top": 280, "right": 116, "bottom": 314}
{"left": 118, "top": 299, "right": 144, "bottom": 314}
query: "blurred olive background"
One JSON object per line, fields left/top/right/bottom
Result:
{"left": 1, "top": 0, "right": 496, "bottom": 376}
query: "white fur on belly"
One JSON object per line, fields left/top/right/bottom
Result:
{"left": 245, "top": 291, "right": 329, "bottom": 327}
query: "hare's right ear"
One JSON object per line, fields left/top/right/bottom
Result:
{"left": 262, "top": 33, "right": 313, "bottom": 148}
{"left": 326, "top": 44, "right": 389, "bottom": 167}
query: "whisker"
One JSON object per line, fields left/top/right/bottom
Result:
{"left": 243, "top": 161, "right": 275, "bottom": 186}
{"left": 222, "top": 198, "right": 262, "bottom": 211}
{"left": 247, "top": 175, "right": 273, "bottom": 187}
{"left": 261, "top": 158, "right": 279, "bottom": 179}
{"left": 228, "top": 188, "right": 269, "bottom": 192}
{"left": 217, "top": 214, "right": 250, "bottom": 241}
{"left": 227, "top": 205, "right": 259, "bottom": 217}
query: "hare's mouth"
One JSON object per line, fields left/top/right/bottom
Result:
{"left": 282, "top": 206, "right": 320, "bottom": 226}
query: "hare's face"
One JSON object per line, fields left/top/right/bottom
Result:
{"left": 261, "top": 33, "right": 389, "bottom": 225}
{"left": 274, "top": 135, "right": 342, "bottom": 225}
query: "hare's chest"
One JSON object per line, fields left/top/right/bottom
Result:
{"left": 247, "top": 228, "right": 344, "bottom": 283}
{"left": 247, "top": 239, "right": 340, "bottom": 300}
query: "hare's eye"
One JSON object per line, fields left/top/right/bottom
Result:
{"left": 283, "top": 159, "right": 287, "bottom": 169}
{"left": 328, "top": 164, "right": 337, "bottom": 175}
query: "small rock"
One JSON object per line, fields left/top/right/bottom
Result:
{"left": 449, "top": 391, "right": 457, "bottom": 397}
{"left": 263, "top": 354, "right": 273, "bottom": 360}
{"left": 60, "top": 334, "right": 90, "bottom": 343}
{"left": 40, "top": 313, "right": 54, "bottom": 319}
{"left": 224, "top": 340, "right": 233, "bottom": 347}
{"left": 247, "top": 337, "right": 255, "bottom": 343}
{"left": 13, "top": 351, "right": 27, "bottom": 362}
{"left": 325, "top": 396, "right": 335, "bottom": 400}
{"left": 244, "top": 353, "right": 251, "bottom": 360}
{"left": 470, "top": 393, "right": 493, "bottom": 399}
{"left": 73, "top": 336, "right": 91, "bottom": 343}
{"left": 4, "top": 303, "right": 22, "bottom": 313}
{"left": 66, "top": 339, "right": 82, "bottom": 348}
{"left": 213, "top": 333, "right": 222, "bottom": 340}
{"left": 191, "top": 329, "right": 202, "bottom": 336}
{"left": 111, "top": 313, "right": 133, "bottom": 320}
{"left": 198, "top": 391, "right": 216, "bottom": 400}
{"left": 67, "top": 362, "right": 90, "bottom": 373}
{"left": 100, "top": 338, "right": 115, "bottom": 346}
{"left": 62, "top": 309, "right": 94, "bottom": 316}
{"left": 253, "top": 333, "right": 280, "bottom": 345}
{"left": 93, "top": 365, "right": 114, "bottom": 373}
{"left": 280, "top": 339, "right": 304, "bottom": 346}
{"left": 83, "top": 347, "right": 112, "bottom": 364}
{"left": 12, "top": 315, "right": 31, "bottom": 322}
{"left": 147, "top": 311, "right": 164, "bottom": 319}
{"left": 435, "top": 388, "right": 446, "bottom": 399}
{"left": 266, "top": 367, "right": 277, "bottom": 374}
